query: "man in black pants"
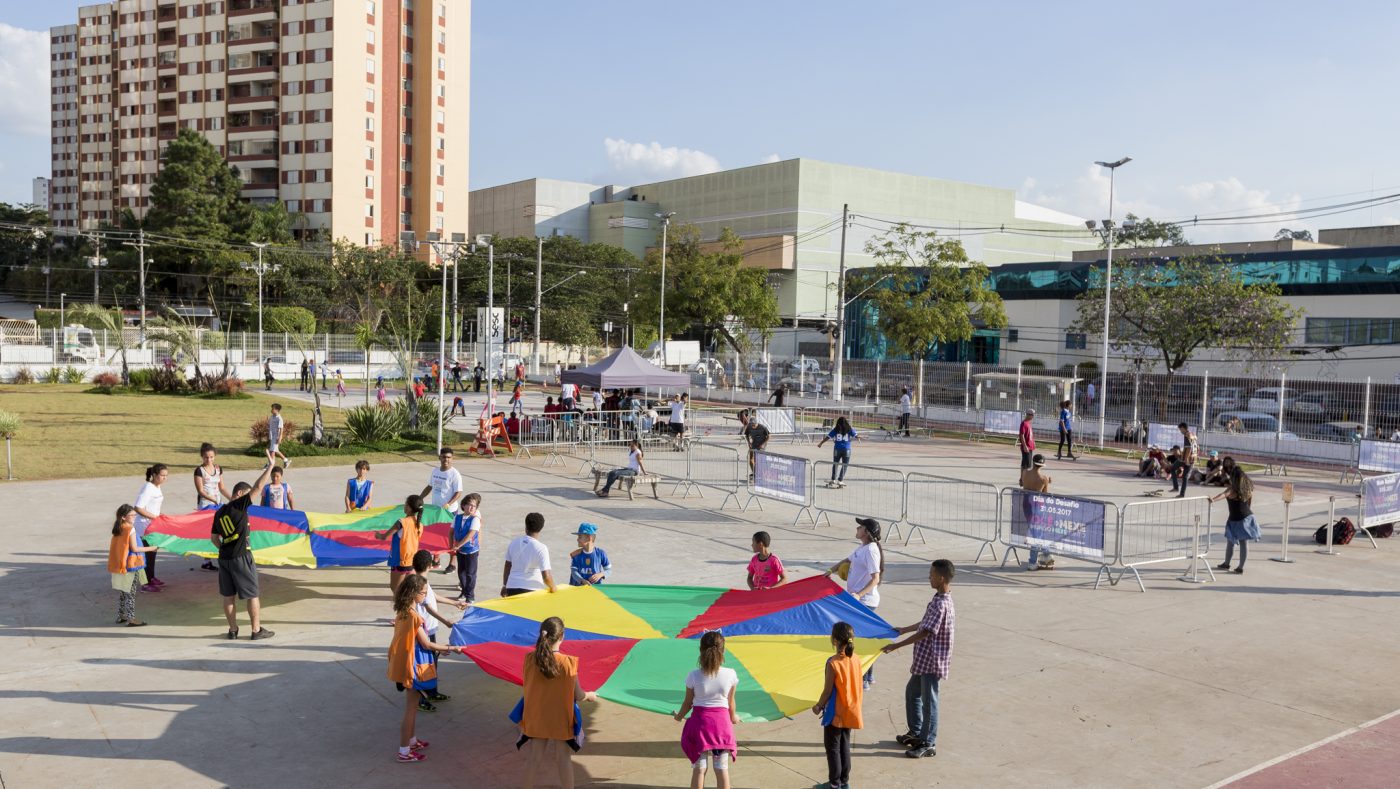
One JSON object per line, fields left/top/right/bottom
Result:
{"left": 210, "top": 462, "right": 275, "bottom": 641}
{"left": 743, "top": 415, "right": 771, "bottom": 480}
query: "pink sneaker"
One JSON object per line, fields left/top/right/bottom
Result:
{"left": 396, "top": 750, "right": 426, "bottom": 763}
{"left": 150, "top": 578, "right": 166, "bottom": 587}
{"left": 410, "top": 740, "right": 429, "bottom": 751}
{"left": 140, "top": 583, "right": 161, "bottom": 592}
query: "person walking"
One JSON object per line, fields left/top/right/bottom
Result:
{"left": 335, "top": 369, "right": 347, "bottom": 398}
{"left": 1173, "top": 422, "right": 1199, "bottom": 498}
{"left": 742, "top": 416, "right": 770, "bottom": 481}
{"left": 299, "top": 358, "right": 309, "bottom": 391}
{"left": 451, "top": 360, "right": 464, "bottom": 392}
{"left": 817, "top": 416, "right": 860, "bottom": 488}
{"left": 263, "top": 357, "right": 274, "bottom": 390}
{"left": 502, "top": 512, "right": 556, "bottom": 597}
{"left": 109, "top": 504, "right": 157, "bottom": 627}
{"left": 1212, "top": 461, "right": 1259, "bottom": 575}
{"left": 1017, "top": 409, "right": 1036, "bottom": 472}
{"left": 1056, "top": 399, "right": 1077, "bottom": 460}
{"left": 768, "top": 383, "right": 787, "bottom": 408}
{"left": 211, "top": 463, "right": 276, "bottom": 640}
{"left": 898, "top": 388, "right": 912, "bottom": 437}
{"left": 132, "top": 464, "right": 168, "bottom": 593}
{"left": 882, "top": 559, "right": 956, "bottom": 759}
{"left": 473, "top": 362, "right": 484, "bottom": 393}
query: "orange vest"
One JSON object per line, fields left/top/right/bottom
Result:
{"left": 397, "top": 517, "right": 422, "bottom": 568}
{"left": 107, "top": 524, "right": 140, "bottom": 574}
{"left": 521, "top": 651, "right": 578, "bottom": 741}
{"left": 386, "top": 610, "right": 423, "bottom": 686}
{"left": 829, "top": 653, "right": 865, "bottom": 729}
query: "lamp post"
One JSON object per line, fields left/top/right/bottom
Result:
{"left": 1088, "top": 156, "right": 1132, "bottom": 448}
{"left": 655, "top": 211, "right": 676, "bottom": 363}
{"left": 475, "top": 234, "right": 496, "bottom": 411}
{"left": 424, "top": 232, "right": 467, "bottom": 454}
{"left": 87, "top": 255, "right": 108, "bottom": 303}
{"left": 241, "top": 242, "right": 273, "bottom": 366}
{"left": 59, "top": 292, "right": 66, "bottom": 331}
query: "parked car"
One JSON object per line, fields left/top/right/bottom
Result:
{"left": 787, "top": 358, "right": 824, "bottom": 375}
{"left": 1213, "top": 410, "right": 1299, "bottom": 440}
{"left": 1290, "top": 391, "right": 1360, "bottom": 422}
{"left": 1246, "top": 387, "right": 1301, "bottom": 414}
{"left": 1304, "top": 420, "right": 1365, "bottom": 443}
{"left": 690, "top": 357, "right": 725, "bottom": 375}
{"left": 1208, "top": 386, "right": 1244, "bottom": 415}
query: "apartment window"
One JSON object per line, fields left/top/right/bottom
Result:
{"left": 284, "top": 110, "right": 301, "bottom": 124}
{"left": 311, "top": 49, "right": 330, "bottom": 63}
{"left": 367, "top": 29, "right": 375, "bottom": 44}
{"left": 366, "top": 88, "right": 375, "bottom": 102}
{"left": 366, "top": 146, "right": 374, "bottom": 160}
{"left": 365, "top": 117, "right": 374, "bottom": 131}
{"left": 435, "top": 110, "right": 444, "bottom": 124}
{"left": 285, "top": 20, "right": 304, "bottom": 35}
{"left": 365, "top": 204, "right": 374, "bottom": 217}
{"left": 309, "top": 199, "right": 327, "bottom": 213}
{"left": 366, "top": 58, "right": 375, "bottom": 74}
{"left": 285, "top": 170, "right": 300, "bottom": 184}
{"left": 285, "top": 81, "right": 302, "bottom": 96}
{"left": 308, "top": 139, "right": 327, "bottom": 153}
{"left": 286, "top": 200, "right": 302, "bottom": 213}
{"left": 309, "top": 79, "right": 329, "bottom": 93}
{"left": 1007, "top": 328, "right": 1019, "bottom": 344}
{"left": 1064, "top": 333, "right": 1087, "bottom": 350}
{"left": 366, "top": 0, "right": 375, "bottom": 14}
{"left": 207, "top": 117, "right": 223, "bottom": 130}
{"left": 310, "top": 17, "right": 329, "bottom": 33}
{"left": 435, "top": 190, "right": 443, "bottom": 204}
{"left": 365, "top": 175, "right": 373, "bottom": 188}
{"left": 436, "top": 164, "right": 444, "bottom": 177}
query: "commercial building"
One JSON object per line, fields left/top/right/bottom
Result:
{"left": 845, "top": 227, "right": 1400, "bottom": 381}
{"left": 469, "top": 159, "right": 1095, "bottom": 353}
{"left": 32, "top": 178, "right": 51, "bottom": 210}
{"left": 49, "top": 0, "right": 470, "bottom": 244}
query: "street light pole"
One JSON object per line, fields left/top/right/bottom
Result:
{"left": 532, "top": 235, "right": 543, "bottom": 376}
{"left": 832, "top": 204, "right": 850, "bottom": 401}
{"left": 244, "top": 242, "right": 271, "bottom": 365}
{"left": 655, "top": 211, "right": 676, "bottom": 363}
{"left": 86, "top": 232, "right": 108, "bottom": 304}
{"left": 1091, "top": 156, "right": 1132, "bottom": 448}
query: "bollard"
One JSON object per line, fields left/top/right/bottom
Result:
{"left": 1271, "top": 482, "right": 1295, "bottom": 564}
{"left": 1178, "top": 514, "right": 1209, "bottom": 584}
{"left": 1315, "top": 495, "right": 1338, "bottom": 556}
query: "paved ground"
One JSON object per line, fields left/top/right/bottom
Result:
{"left": 0, "top": 427, "right": 1396, "bottom": 789}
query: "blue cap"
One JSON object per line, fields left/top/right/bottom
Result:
{"left": 572, "top": 523, "right": 598, "bottom": 536}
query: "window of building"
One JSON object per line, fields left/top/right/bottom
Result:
{"left": 1007, "top": 329, "right": 1019, "bottom": 344}
{"left": 366, "top": 175, "right": 373, "bottom": 189}
{"left": 1304, "top": 318, "right": 1400, "bottom": 346}
{"left": 366, "top": 0, "right": 375, "bottom": 14}
{"left": 365, "top": 117, "right": 374, "bottom": 131}
{"left": 366, "top": 58, "right": 375, "bottom": 74}
{"left": 365, "top": 204, "right": 374, "bottom": 217}
{"left": 1064, "top": 333, "right": 1087, "bottom": 350}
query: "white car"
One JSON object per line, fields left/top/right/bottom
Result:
{"left": 1246, "top": 387, "right": 1300, "bottom": 414}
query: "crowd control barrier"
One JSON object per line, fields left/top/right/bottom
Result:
{"left": 743, "top": 451, "right": 816, "bottom": 524}
{"left": 1111, "top": 496, "right": 1215, "bottom": 591}
{"left": 903, "top": 474, "right": 1001, "bottom": 561}
{"left": 1000, "top": 489, "right": 1119, "bottom": 586}
{"left": 810, "top": 461, "right": 906, "bottom": 535}
{"left": 686, "top": 440, "right": 745, "bottom": 510}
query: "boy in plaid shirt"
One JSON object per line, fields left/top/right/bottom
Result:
{"left": 882, "top": 558, "right": 956, "bottom": 758}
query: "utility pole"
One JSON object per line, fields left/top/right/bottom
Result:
{"left": 452, "top": 246, "right": 460, "bottom": 362}
{"left": 532, "top": 235, "right": 543, "bottom": 375}
{"left": 87, "top": 233, "right": 108, "bottom": 304}
{"left": 655, "top": 211, "right": 676, "bottom": 362}
{"left": 832, "top": 204, "right": 849, "bottom": 401}
{"left": 122, "top": 229, "right": 150, "bottom": 347}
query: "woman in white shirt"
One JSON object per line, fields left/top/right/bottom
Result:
{"left": 827, "top": 516, "right": 884, "bottom": 688}
{"left": 596, "top": 439, "right": 646, "bottom": 498}
{"left": 132, "top": 463, "right": 169, "bottom": 593}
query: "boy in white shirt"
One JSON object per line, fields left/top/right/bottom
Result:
{"left": 420, "top": 447, "right": 464, "bottom": 569}
{"left": 501, "top": 513, "right": 555, "bottom": 596}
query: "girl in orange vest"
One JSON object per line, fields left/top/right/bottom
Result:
{"left": 108, "top": 504, "right": 156, "bottom": 627}
{"left": 519, "top": 616, "right": 597, "bottom": 789}
{"left": 812, "top": 621, "right": 864, "bottom": 789}
{"left": 386, "top": 573, "right": 456, "bottom": 763}
{"left": 376, "top": 495, "right": 425, "bottom": 594}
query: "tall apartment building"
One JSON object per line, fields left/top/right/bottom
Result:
{"left": 49, "top": 0, "right": 470, "bottom": 245}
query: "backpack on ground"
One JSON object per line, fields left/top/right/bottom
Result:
{"left": 1370, "top": 522, "right": 1394, "bottom": 539}
{"left": 1314, "top": 517, "right": 1355, "bottom": 545}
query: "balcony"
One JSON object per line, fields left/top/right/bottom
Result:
{"left": 228, "top": 80, "right": 279, "bottom": 106}
{"left": 227, "top": 138, "right": 279, "bottom": 162}
{"left": 229, "top": 0, "right": 278, "bottom": 18}
{"left": 227, "top": 21, "right": 278, "bottom": 48}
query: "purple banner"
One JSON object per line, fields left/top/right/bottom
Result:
{"left": 754, "top": 451, "right": 808, "bottom": 505}
{"left": 1009, "top": 490, "right": 1107, "bottom": 561}
{"left": 1363, "top": 473, "right": 1400, "bottom": 525}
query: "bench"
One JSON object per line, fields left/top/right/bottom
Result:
{"left": 592, "top": 469, "right": 661, "bottom": 500}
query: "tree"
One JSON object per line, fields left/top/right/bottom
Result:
{"left": 856, "top": 223, "right": 1006, "bottom": 361}
{"left": 146, "top": 308, "right": 207, "bottom": 386}
{"left": 263, "top": 306, "right": 317, "bottom": 336}
{"left": 1071, "top": 253, "right": 1301, "bottom": 414}
{"left": 1109, "top": 213, "right": 1188, "bottom": 248}
{"left": 145, "top": 128, "right": 252, "bottom": 242}
{"left": 541, "top": 305, "right": 599, "bottom": 363}
{"left": 1275, "top": 228, "right": 1314, "bottom": 242}
{"left": 631, "top": 225, "right": 779, "bottom": 353}
{"left": 266, "top": 307, "right": 324, "bottom": 442}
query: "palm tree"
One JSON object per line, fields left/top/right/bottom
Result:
{"left": 68, "top": 302, "right": 133, "bottom": 386}
{"left": 146, "top": 311, "right": 204, "bottom": 385}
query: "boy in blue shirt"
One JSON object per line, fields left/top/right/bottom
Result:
{"left": 569, "top": 523, "right": 611, "bottom": 586}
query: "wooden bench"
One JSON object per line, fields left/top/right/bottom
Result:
{"left": 592, "top": 469, "right": 661, "bottom": 500}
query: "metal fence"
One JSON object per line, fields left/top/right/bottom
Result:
{"left": 686, "top": 440, "right": 745, "bottom": 510}
{"left": 810, "top": 461, "right": 906, "bottom": 535}
{"left": 903, "top": 474, "right": 1001, "bottom": 560}
{"left": 1113, "top": 496, "right": 1215, "bottom": 591}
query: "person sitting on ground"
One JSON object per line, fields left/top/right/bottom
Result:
{"left": 1164, "top": 445, "right": 1183, "bottom": 483}
{"left": 1019, "top": 455, "right": 1055, "bottom": 571}
{"left": 1114, "top": 420, "right": 1131, "bottom": 443}
{"left": 1201, "top": 450, "right": 1227, "bottom": 486}
{"left": 1136, "top": 445, "right": 1167, "bottom": 478}
{"left": 505, "top": 413, "right": 522, "bottom": 438}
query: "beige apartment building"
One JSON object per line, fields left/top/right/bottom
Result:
{"left": 50, "top": 0, "right": 470, "bottom": 245}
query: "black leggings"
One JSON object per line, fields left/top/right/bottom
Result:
{"left": 1058, "top": 428, "right": 1073, "bottom": 457}
{"left": 1223, "top": 539, "right": 1248, "bottom": 567}
{"left": 142, "top": 538, "right": 157, "bottom": 581}
{"left": 824, "top": 725, "right": 852, "bottom": 786}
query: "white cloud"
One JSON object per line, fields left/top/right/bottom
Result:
{"left": 1019, "top": 167, "right": 1308, "bottom": 243}
{"left": 602, "top": 138, "right": 721, "bottom": 182}
{"left": 0, "top": 24, "right": 50, "bottom": 138}
{"left": 760, "top": 153, "right": 781, "bottom": 164}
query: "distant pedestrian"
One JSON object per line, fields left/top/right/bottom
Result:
{"left": 1056, "top": 399, "right": 1077, "bottom": 460}
{"left": 769, "top": 383, "right": 787, "bottom": 408}
{"left": 132, "top": 464, "right": 168, "bottom": 593}
{"left": 473, "top": 362, "right": 484, "bottom": 392}
{"left": 110, "top": 504, "right": 157, "bottom": 627}
{"left": 1085, "top": 381, "right": 1096, "bottom": 410}
{"left": 817, "top": 416, "right": 860, "bottom": 488}
{"left": 812, "top": 621, "right": 864, "bottom": 789}
{"left": 263, "top": 357, "right": 274, "bottom": 390}
{"left": 451, "top": 360, "right": 464, "bottom": 391}
{"left": 321, "top": 360, "right": 329, "bottom": 390}
{"left": 300, "top": 358, "right": 309, "bottom": 391}
{"left": 211, "top": 463, "right": 276, "bottom": 640}
{"left": 743, "top": 416, "right": 770, "bottom": 480}
{"left": 1017, "top": 409, "right": 1036, "bottom": 471}
{"left": 377, "top": 382, "right": 388, "bottom": 405}
{"left": 515, "top": 362, "right": 525, "bottom": 385}
{"left": 882, "top": 559, "right": 956, "bottom": 759}
{"left": 898, "top": 388, "right": 912, "bottom": 436}
{"left": 335, "top": 369, "right": 346, "bottom": 397}
{"left": 1213, "top": 462, "right": 1258, "bottom": 575}
{"left": 553, "top": 362, "right": 562, "bottom": 384}
{"left": 266, "top": 403, "right": 291, "bottom": 469}
{"left": 1173, "top": 422, "right": 1199, "bottom": 498}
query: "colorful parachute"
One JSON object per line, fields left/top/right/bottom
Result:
{"left": 447, "top": 576, "right": 897, "bottom": 722}
{"left": 142, "top": 505, "right": 455, "bottom": 568}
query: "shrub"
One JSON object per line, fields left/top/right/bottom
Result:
{"left": 392, "top": 396, "right": 452, "bottom": 432}
{"left": 93, "top": 372, "right": 122, "bottom": 389}
{"left": 249, "top": 416, "right": 299, "bottom": 445}
{"left": 345, "top": 404, "right": 405, "bottom": 443}
{"left": 211, "top": 376, "right": 246, "bottom": 397}
{"left": 41, "top": 367, "right": 62, "bottom": 384}
{"left": 0, "top": 410, "right": 19, "bottom": 438}
{"left": 151, "top": 368, "right": 185, "bottom": 393}
{"left": 1020, "top": 358, "right": 1046, "bottom": 371}
{"left": 320, "top": 429, "right": 348, "bottom": 449}
{"left": 127, "top": 368, "right": 155, "bottom": 390}
{"left": 12, "top": 367, "right": 34, "bottom": 385}
{"left": 62, "top": 366, "right": 85, "bottom": 384}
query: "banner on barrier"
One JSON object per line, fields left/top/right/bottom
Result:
{"left": 1008, "top": 490, "right": 1107, "bottom": 561}
{"left": 1359, "top": 440, "right": 1400, "bottom": 473}
{"left": 1147, "top": 422, "right": 1193, "bottom": 449}
{"left": 755, "top": 408, "right": 796, "bottom": 434}
{"left": 754, "top": 451, "right": 808, "bottom": 504}
{"left": 1362, "top": 473, "right": 1400, "bottom": 524}
{"left": 983, "top": 409, "right": 1020, "bottom": 435}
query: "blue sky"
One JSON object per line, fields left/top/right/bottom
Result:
{"left": 4, "top": 1, "right": 1400, "bottom": 241}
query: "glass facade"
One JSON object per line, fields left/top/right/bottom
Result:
{"left": 1305, "top": 318, "right": 1400, "bottom": 345}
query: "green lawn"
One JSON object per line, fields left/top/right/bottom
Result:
{"left": 0, "top": 385, "right": 455, "bottom": 481}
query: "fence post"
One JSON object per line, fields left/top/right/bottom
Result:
{"left": 1276, "top": 370, "right": 1287, "bottom": 456}
{"left": 324, "top": 331, "right": 330, "bottom": 359}
{"left": 284, "top": 332, "right": 289, "bottom": 356}
{"left": 916, "top": 359, "right": 924, "bottom": 408}
{"left": 964, "top": 360, "right": 971, "bottom": 412}
{"left": 1131, "top": 370, "right": 1140, "bottom": 444}
{"left": 875, "top": 358, "right": 881, "bottom": 403}
{"left": 1178, "top": 515, "right": 1208, "bottom": 584}
{"left": 1015, "top": 361, "right": 1023, "bottom": 413}
{"left": 1316, "top": 495, "right": 1338, "bottom": 555}
{"left": 1363, "top": 376, "right": 1372, "bottom": 438}
{"left": 799, "top": 354, "right": 806, "bottom": 395}
{"left": 1199, "top": 371, "right": 1209, "bottom": 443}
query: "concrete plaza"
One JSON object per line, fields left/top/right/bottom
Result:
{"left": 0, "top": 425, "right": 1396, "bottom": 788}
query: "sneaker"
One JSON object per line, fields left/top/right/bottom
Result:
{"left": 284, "top": 458, "right": 292, "bottom": 469}
{"left": 895, "top": 733, "right": 920, "bottom": 747}
{"left": 140, "top": 583, "right": 161, "bottom": 592}
{"left": 250, "top": 628, "right": 275, "bottom": 641}
{"left": 906, "top": 745, "right": 936, "bottom": 758}
{"left": 227, "top": 627, "right": 239, "bottom": 640}
{"left": 395, "top": 750, "right": 426, "bottom": 763}
{"left": 149, "top": 578, "right": 166, "bottom": 587}
{"left": 1216, "top": 562, "right": 1231, "bottom": 570}
{"left": 410, "top": 739, "right": 430, "bottom": 750}
{"left": 200, "top": 561, "right": 217, "bottom": 571}
{"left": 418, "top": 700, "right": 437, "bottom": 713}
{"left": 1025, "top": 564, "right": 1040, "bottom": 572}
{"left": 1232, "top": 567, "right": 1244, "bottom": 575}
{"left": 125, "top": 619, "right": 148, "bottom": 627}
{"left": 427, "top": 692, "right": 450, "bottom": 701}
